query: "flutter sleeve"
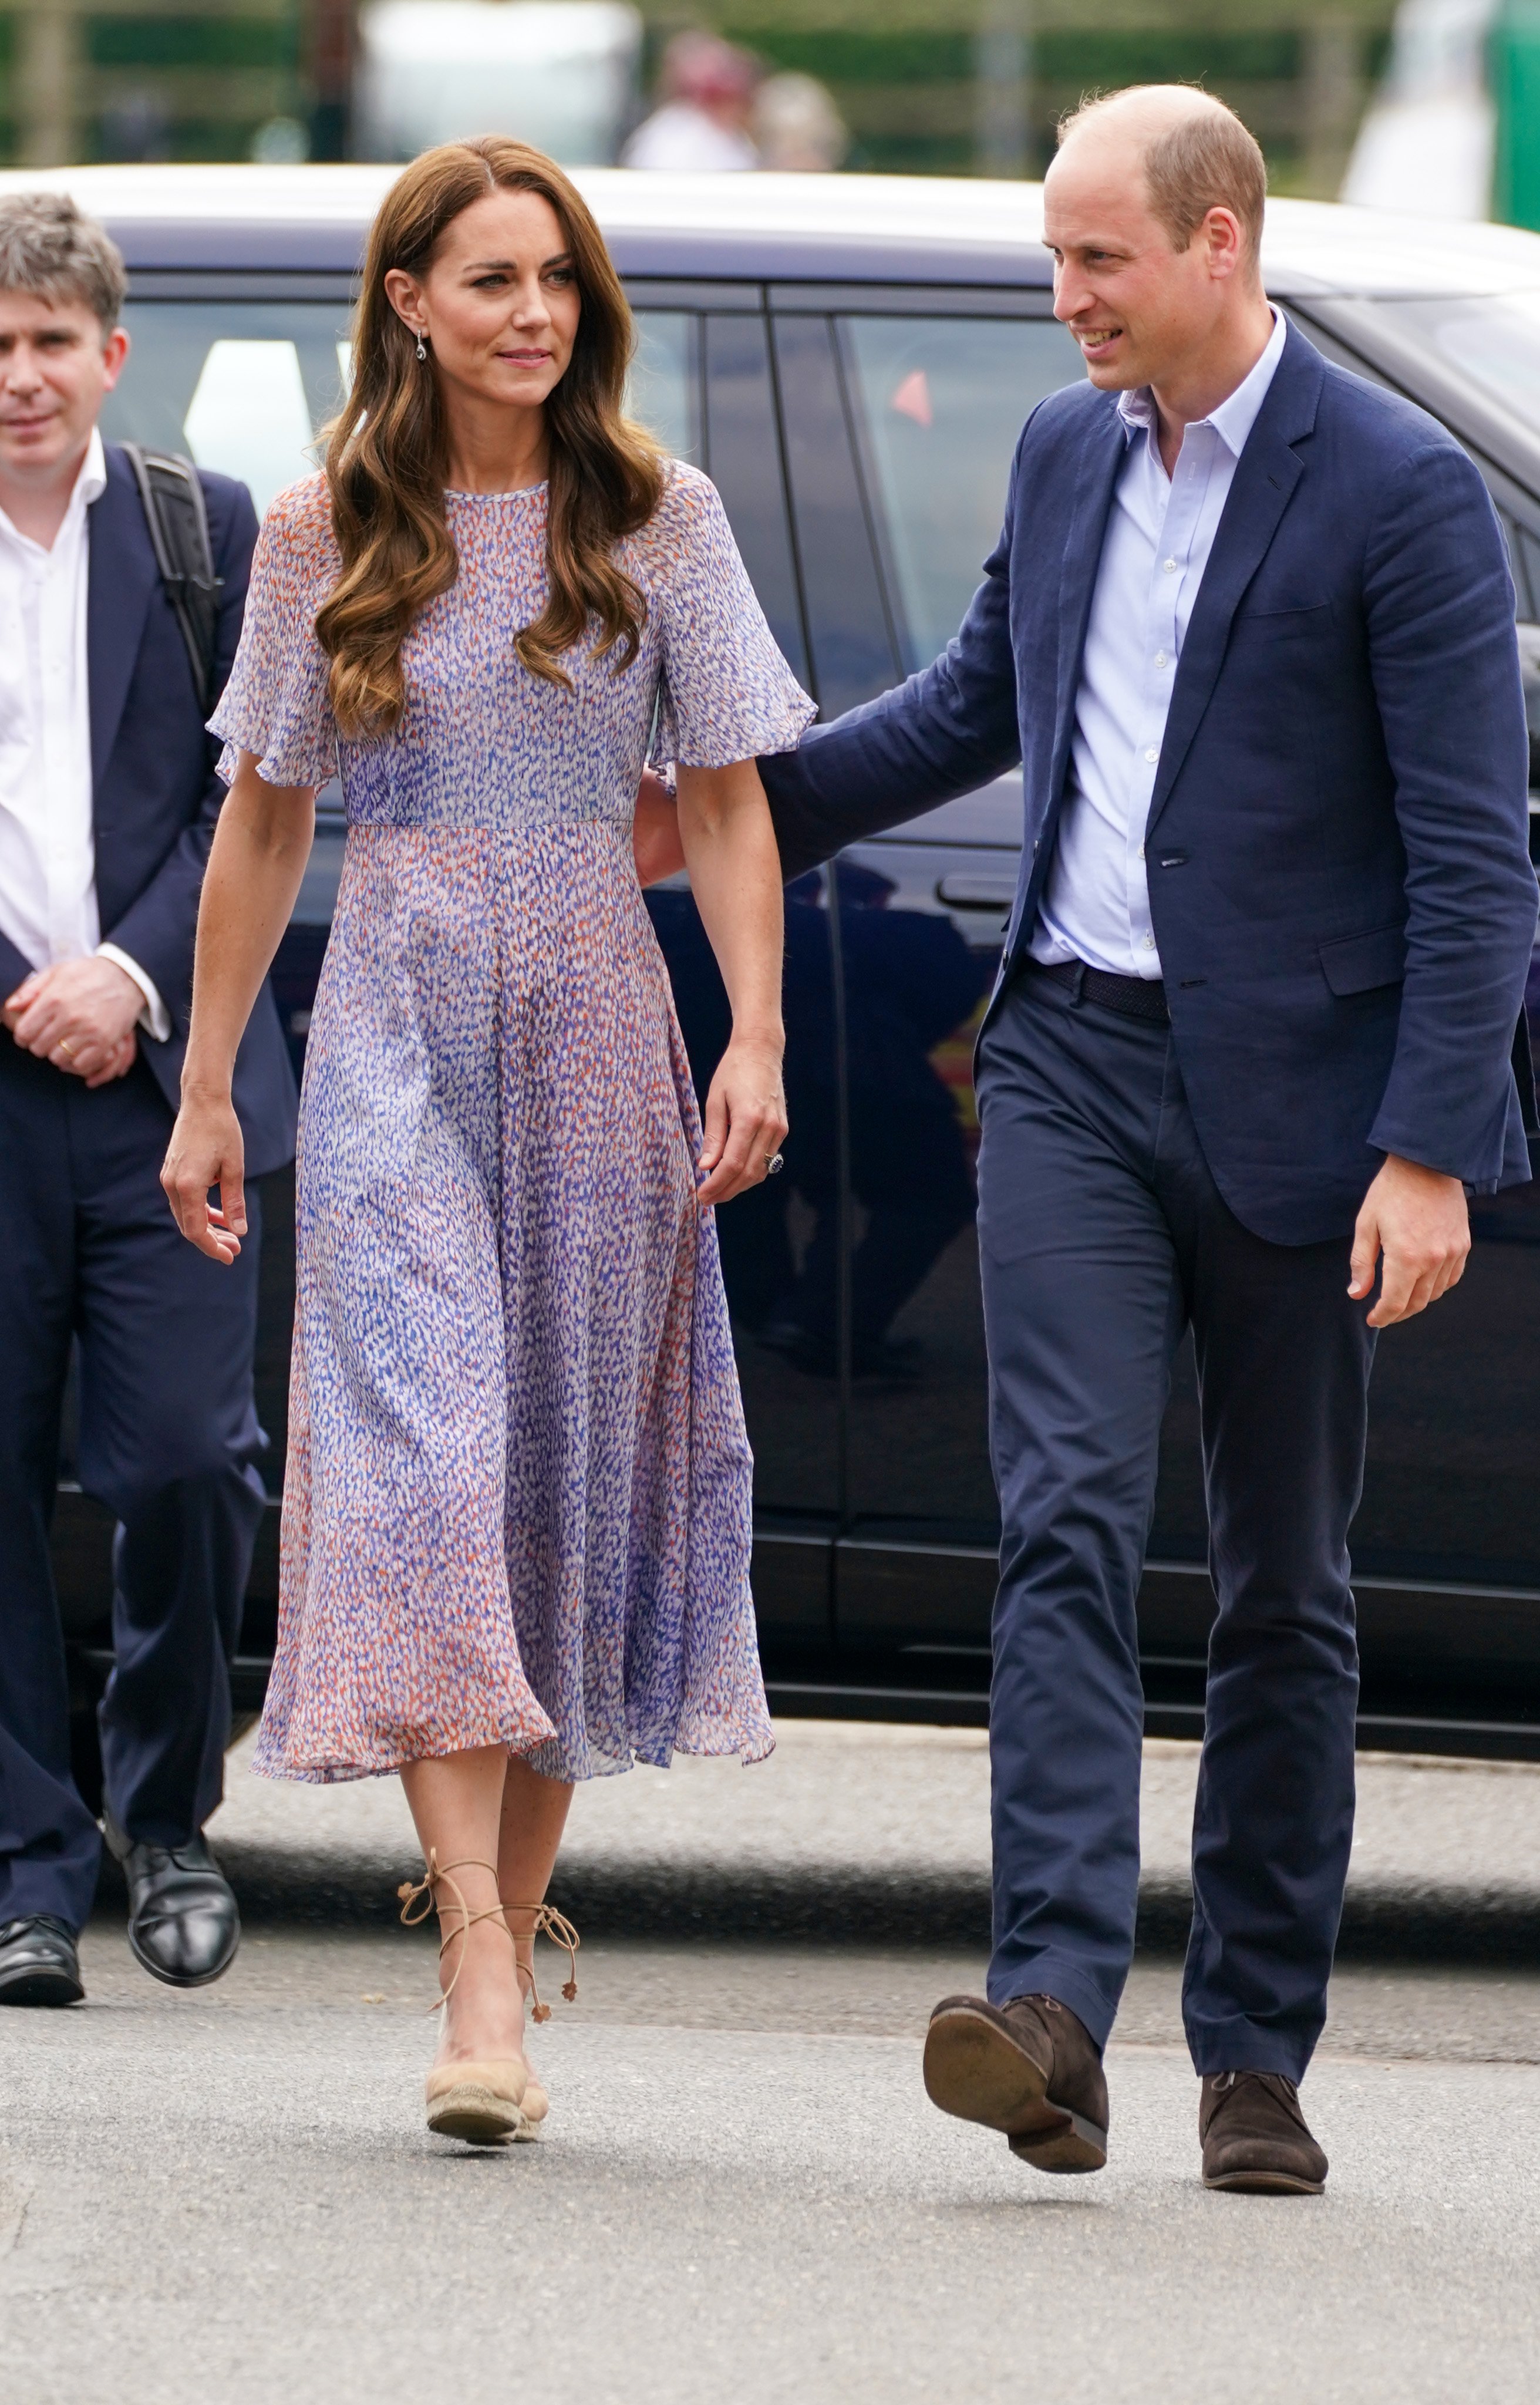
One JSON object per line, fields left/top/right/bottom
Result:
{"left": 207, "top": 473, "right": 341, "bottom": 789}
{"left": 648, "top": 466, "right": 816, "bottom": 771}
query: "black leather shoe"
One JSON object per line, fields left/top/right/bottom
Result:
{"left": 104, "top": 1819, "right": 240, "bottom": 1989}
{"left": 1200, "top": 2071, "right": 1328, "bottom": 2194}
{"left": 0, "top": 1915, "right": 85, "bottom": 2006}
{"left": 923, "top": 1992, "right": 1109, "bottom": 2172}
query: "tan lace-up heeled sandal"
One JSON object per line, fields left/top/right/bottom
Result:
{"left": 397, "top": 1851, "right": 530, "bottom": 2144}
{"left": 501, "top": 1899, "right": 581, "bottom": 2140}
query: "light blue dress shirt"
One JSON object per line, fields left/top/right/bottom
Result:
{"left": 1030, "top": 306, "right": 1289, "bottom": 981}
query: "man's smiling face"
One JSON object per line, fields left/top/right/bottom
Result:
{"left": 1043, "top": 124, "right": 1224, "bottom": 395}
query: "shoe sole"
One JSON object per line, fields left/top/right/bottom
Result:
{"left": 924, "top": 2004, "right": 1108, "bottom": 2173}
{"left": 427, "top": 2083, "right": 530, "bottom": 2145}
{"left": 1203, "top": 2168, "right": 1325, "bottom": 2195}
{"left": 127, "top": 1922, "right": 240, "bottom": 1990}
{"left": 0, "top": 1966, "right": 84, "bottom": 2007}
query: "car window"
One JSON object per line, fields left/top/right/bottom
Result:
{"left": 1514, "top": 523, "right": 1540, "bottom": 622}
{"left": 703, "top": 311, "right": 808, "bottom": 686}
{"left": 1363, "top": 291, "right": 1540, "bottom": 442}
{"left": 840, "top": 315, "right": 1084, "bottom": 672}
{"left": 774, "top": 313, "right": 901, "bottom": 716}
{"left": 99, "top": 300, "right": 699, "bottom": 519}
{"left": 100, "top": 301, "right": 352, "bottom": 516}
{"left": 626, "top": 310, "right": 700, "bottom": 462}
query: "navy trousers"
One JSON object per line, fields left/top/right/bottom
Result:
{"left": 976, "top": 971, "right": 1374, "bottom": 2079}
{"left": 0, "top": 1041, "right": 267, "bottom": 1932}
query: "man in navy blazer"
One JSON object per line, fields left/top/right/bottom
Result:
{"left": 743, "top": 93, "right": 1538, "bottom": 2188}
{"left": 0, "top": 196, "right": 296, "bottom": 2006}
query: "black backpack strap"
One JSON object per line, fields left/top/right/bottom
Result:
{"left": 120, "top": 442, "right": 223, "bottom": 713}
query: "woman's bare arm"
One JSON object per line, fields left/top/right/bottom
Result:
{"left": 675, "top": 759, "right": 788, "bottom": 1205}
{"left": 161, "top": 751, "right": 317, "bottom": 1262}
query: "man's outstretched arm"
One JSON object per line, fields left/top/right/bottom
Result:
{"left": 635, "top": 443, "right": 1027, "bottom": 888}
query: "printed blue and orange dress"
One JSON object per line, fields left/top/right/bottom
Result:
{"left": 210, "top": 462, "right": 814, "bottom": 1783}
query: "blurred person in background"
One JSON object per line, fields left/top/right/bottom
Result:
{"left": 0, "top": 196, "right": 295, "bottom": 2009}
{"left": 622, "top": 31, "right": 761, "bottom": 171}
{"left": 752, "top": 73, "right": 850, "bottom": 173}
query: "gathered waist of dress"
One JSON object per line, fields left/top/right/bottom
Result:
{"left": 341, "top": 804, "right": 635, "bottom": 841}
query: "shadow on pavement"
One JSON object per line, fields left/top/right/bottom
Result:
{"left": 92, "top": 1845, "right": 1540, "bottom": 1971}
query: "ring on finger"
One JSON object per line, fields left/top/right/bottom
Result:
{"left": 56, "top": 1038, "right": 75, "bottom": 1059}
{"left": 764, "top": 1152, "right": 784, "bottom": 1175}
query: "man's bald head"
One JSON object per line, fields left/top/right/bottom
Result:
{"left": 1056, "top": 86, "right": 1266, "bottom": 272}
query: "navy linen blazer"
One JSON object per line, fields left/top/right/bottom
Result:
{"left": 0, "top": 444, "right": 298, "bottom": 1179}
{"left": 761, "top": 323, "right": 1539, "bottom": 1247}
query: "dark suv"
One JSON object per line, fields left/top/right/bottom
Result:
{"left": 21, "top": 162, "right": 1540, "bottom": 1761}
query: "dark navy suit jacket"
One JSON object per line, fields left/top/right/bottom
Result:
{"left": 0, "top": 443, "right": 297, "bottom": 1178}
{"left": 761, "top": 324, "right": 1539, "bottom": 1247}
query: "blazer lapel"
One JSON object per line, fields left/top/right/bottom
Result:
{"left": 87, "top": 445, "right": 159, "bottom": 801}
{"left": 1145, "top": 326, "right": 1325, "bottom": 836}
{"left": 1049, "top": 407, "right": 1127, "bottom": 802}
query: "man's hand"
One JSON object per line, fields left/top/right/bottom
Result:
{"left": 4, "top": 956, "right": 143, "bottom": 1084}
{"left": 633, "top": 768, "right": 686, "bottom": 888}
{"left": 1349, "top": 1153, "right": 1471, "bottom": 1328}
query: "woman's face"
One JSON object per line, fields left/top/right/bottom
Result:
{"left": 385, "top": 187, "right": 581, "bottom": 415}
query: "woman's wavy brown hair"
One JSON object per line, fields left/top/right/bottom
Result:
{"left": 316, "top": 137, "right": 665, "bottom": 736}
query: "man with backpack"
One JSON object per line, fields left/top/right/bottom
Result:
{"left": 0, "top": 194, "right": 296, "bottom": 2005}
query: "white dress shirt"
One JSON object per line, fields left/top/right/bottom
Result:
{"left": 1031, "top": 307, "right": 1289, "bottom": 981}
{"left": 0, "top": 426, "right": 169, "bottom": 1036}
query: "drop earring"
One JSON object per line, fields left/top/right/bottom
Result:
{"left": 415, "top": 334, "right": 427, "bottom": 361}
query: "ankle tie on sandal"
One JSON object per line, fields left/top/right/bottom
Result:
{"left": 397, "top": 1851, "right": 514, "bottom": 2014}
{"left": 501, "top": 1899, "right": 581, "bottom": 2022}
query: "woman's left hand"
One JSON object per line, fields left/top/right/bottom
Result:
{"left": 696, "top": 1033, "right": 787, "bottom": 1205}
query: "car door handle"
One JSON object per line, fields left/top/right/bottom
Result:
{"left": 936, "top": 873, "right": 1018, "bottom": 910}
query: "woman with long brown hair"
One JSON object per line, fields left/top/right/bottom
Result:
{"left": 161, "top": 139, "right": 811, "bottom": 2143}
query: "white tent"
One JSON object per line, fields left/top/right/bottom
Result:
{"left": 355, "top": 1, "right": 642, "bottom": 167}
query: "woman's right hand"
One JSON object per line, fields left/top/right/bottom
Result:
{"left": 162, "top": 1092, "right": 248, "bottom": 1265}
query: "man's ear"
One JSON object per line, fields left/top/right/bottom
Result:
{"left": 1202, "top": 207, "right": 1245, "bottom": 281}
{"left": 101, "top": 324, "right": 130, "bottom": 389}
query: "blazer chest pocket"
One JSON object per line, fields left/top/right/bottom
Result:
{"left": 1318, "top": 922, "right": 1407, "bottom": 996}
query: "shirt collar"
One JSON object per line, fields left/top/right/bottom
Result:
{"left": 78, "top": 426, "right": 107, "bottom": 510}
{"left": 1117, "top": 306, "right": 1288, "bottom": 461}
{"left": 0, "top": 425, "right": 108, "bottom": 555}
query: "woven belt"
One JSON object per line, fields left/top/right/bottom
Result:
{"left": 1027, "top": 955, "right": 1170, "bottom": 1025}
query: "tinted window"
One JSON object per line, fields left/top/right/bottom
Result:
{"left": 703, "top": 311, "right": 807, "bottom": 686}
{"left": 773, "top": 313, "right": 899, "bottom": 715}
{"left": 627, "top": 311, "right": 700, "bottom": 461}
{"left": 101, "top": 300, "right": 352, "bottom": 515}
{"left": 1365, "top": 291, "right": 1540, "bottom": 440}
{"left": 841, "top": 315, "right": 1083, "bottom": 671}
{"left": 100, "top": 301, "right": 697, "bottom": 521}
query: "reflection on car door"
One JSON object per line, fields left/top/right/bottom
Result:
{"left": 803, "top": 305, "right": 1084, "bottom": 1660}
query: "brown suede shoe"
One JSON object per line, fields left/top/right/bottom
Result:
{"left": 1200, "top": 2071, "right": 1328, "bottom": 2194}
{"left": 923, "top": 1993, "right": 1108, "bottom": 2172}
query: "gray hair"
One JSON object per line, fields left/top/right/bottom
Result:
{"left": 0, "top": 192, "right": 127, "bottom": 331}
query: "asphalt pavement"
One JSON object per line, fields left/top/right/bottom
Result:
{"left": 4, "top": 1724, "right": 1540, "bottom": 2403}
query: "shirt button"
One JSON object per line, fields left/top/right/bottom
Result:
{"left": 1144, "top": 932, "right": 1157, "bottom": 949}
{"left": 1144, "top": 747, "right": 1159, "bottom": 763}
{"left": 1163, "top": 558, "right": 1177, "bottom": 573}
{"left": 1154, "top": 652, "right": 1168, "bottom": 668}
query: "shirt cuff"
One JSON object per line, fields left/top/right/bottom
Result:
{"left": 97, "top": 944, "right": 173, "bottom": 1044}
